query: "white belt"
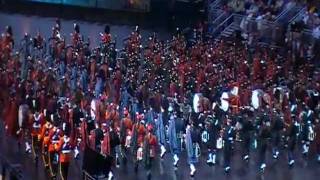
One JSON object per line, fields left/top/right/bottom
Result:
{"left": 33, "top": 125, "right": 41, "bottom": 128}
{"left": 52, "top": 140, "right": 59, "bottom": 143}
{"left": 62, "top": 150, "right": 71, "bottom": 154}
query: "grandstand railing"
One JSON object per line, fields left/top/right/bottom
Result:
{"left": 287, "top": 7, "right": 318, "bottom": 45}
{"left": 210, "top": 13, "right": 240, "bottom": 38}
{"left": 211, "top": 13, "right": 286, "bottom": 45}
{"left": 208, "top": 0, "right": 222, "bottom": 11}
{"left": 288, "top": 7, "right": 307, "bottom": 25}
{"left": 208, "top": 9, "right": 229, "bottom": 32}
{"left": 275, "top": 5, "right": 304, "bottom": 25}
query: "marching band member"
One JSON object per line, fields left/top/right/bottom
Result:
{"left": 101, "top": 25, "right": 112, "bottom": 45}
{"left": 258, "top": 116, "right": 271, "bottom": 172}
{"left": 240, "top": 112, "right": 254, "bottom": 162}
{"left": 185, "top": 122, "right": 200, "bottom": 177}
{"left": 271, "top": 109, "right": 284, "bottom": 159}
{"left": 223, "top": 118, "right": 236, "bottom": 173}
{"left": 168, "top": 114, "right": 182, "bottom": 168}
{"left": 203, "top": 112, "right": 220, "bottom": 165}
{"left": 300, "top": 106, "right": 314, "bottom": 156}
{"left": 39, "top": 119, "right": 53, "bottom": 169}
{"left": 143, "top": 124, "right": 157, "bottom": 180}
{"left": 55, "top": 133, "right": 72, "bottom": 180}
{"left": 155, "top": 112, "right": 166, "bottom": 158}
{"left": 31, "top": 112, "right": 44, "bottom": 162}
{"left": 130, "top": 114, "right": 146, "bottom": 172}
{"left": 119, "top": 108, "right": 133, "bottom": 162}
{"left": 100, "top": 123, "right": 114, "bottom": 179}
{"left": 48, "top": 123, "right": 63, "bottom": 178}
{"left": 286, "top": 115, "right": 300, "bottom": 167}
{"left": 89, "top": 122, "right": 104, "bottom": 152}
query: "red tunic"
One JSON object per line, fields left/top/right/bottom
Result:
{"left": 5, "top": 99, "right": 19, "bottom": 137}
{"left": 229, "top": 95, "right": 241, "bottom": 114}
{"left": 80, "top": 120, "right": 88, "bottom": 151}
{"left": 147, "top": 134, "right": 157, "bottom": 158}
{"left": 253, "top": 58, "right": 262, "bottom": 82}
{"left": 101, "top": 132, "right": 111, "bottom": 156}
{"left": 135, "top": 124, "right": 146, "bottom": 146}
{"left": 101, "top": 33, "right": 111, "bottom": 44}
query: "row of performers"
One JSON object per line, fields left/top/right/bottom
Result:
{"left": 7, "top": 95, "right": 320, "bottom": 179}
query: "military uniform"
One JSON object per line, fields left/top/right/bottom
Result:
{"left": 143, "top": 125, "right": 157, "bottom": 179}
{"left": 31, "top": 112, "right": 44, "bottom": 161}
{"left": 240, "top": 114, "right": 254, "bottom": 161}
{"left": 203, "top": 114, "right": 220, "bottom": 165}
{"left": 186, "top": 124, "right": 200, "bottom": 176}
{"left": 271, "top": 111, "right": 284, "bottom": 159}
{"left": 286, "top": 117, "right": 299, "bottom": 166}
{"left": 39, "top": 121, "right": 53, "bottom": 168}
{"left": 223, "top": 122, "right": 235, "bottom": 172}
{"left": 258, "top": 121, "right": 271, "bottom": 171}
{"left": 130, "top": 115, "right": 146, "bottom": 172}
{"left": 56, "top": 135, "right": 72, "bottom": 180}
{"left": 48, "top": 126, "right": 63, "bottom": 177}
{"left": 119, "top": 110, "right": 133, "bottom": 161}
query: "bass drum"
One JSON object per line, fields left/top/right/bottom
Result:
{"left": 216, "top": 137, "right": 224, "bottom": 149}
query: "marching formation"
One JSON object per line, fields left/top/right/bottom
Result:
{"left": 0, "top": 19, "right": 320, "bottom": 180}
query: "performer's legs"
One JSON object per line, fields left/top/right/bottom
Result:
{"left": 146, "top": 158, "right": 153, "bottom": 180}
{"left": 224, "top": 143, "right": 231, "bottom": 172}
{"left": 302, "top": 140, "right": 310, "bottom": 156}
{"left": 42, "top": 146, "right": 49, "bottom": 168}
{"left": 189, "top": 163, "right": 196, "bottom": 177}
{"left": 288, "top": 141, "right": 295, "bottom": 166}
{"left": 59, "top": 162, "right": 69, "bottom": 180}
{"left": 243, "top": 136, "right": 250, "bottom": 161}
{"left": 31, "top": 136, "right": 39, "bottom": 161}
{"left": 259, "top": 143, "right": 267, "bottom": 171}
{"left": 272, "top": 133, "right": 280, "bottom": 159}
{"left": 48, "top": 151, "right": 58, "bottom": 177}
{"left": 317, "top": 142, "right": 320, "bottom": 162}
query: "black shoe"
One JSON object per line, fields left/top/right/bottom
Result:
{"left": 224, "top": 166, "right": 230, "bottom": 173}
{"left": 116, "top": 158, "right": 120, "bottom": 168}
{"left": 34, "top": 156, "right": 38, "bottom": 165}
{"left": 174, "top": 166, "right": 178, "bottom": 171}
{"left": 134, "top": 164, "right": 138, "bottom": 173}
{"left": 123, "top": 156, "right": 127, "bottom": 165}
{"left": 288, "top": 160, "right": 295, "bottom": 168}
{"left": 50, "top": 174, "right": 56, "bottom": 180}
